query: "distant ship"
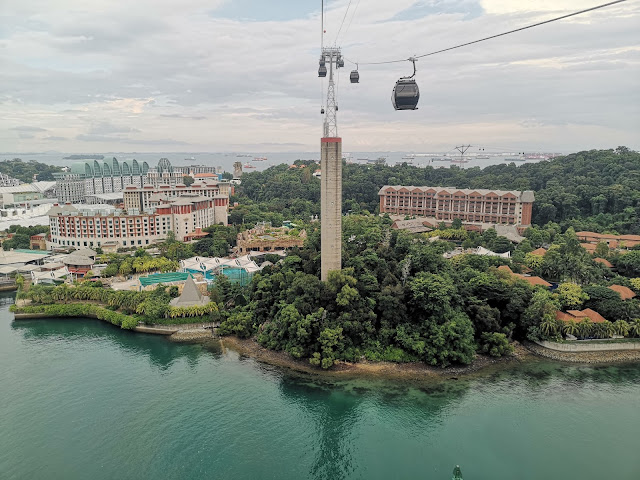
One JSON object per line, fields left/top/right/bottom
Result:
{"left": 184, "top": 156, "right": 195, "bottom": 161}
{"left": 236, "top": 154, "right": 252, "bottom": 157}
{"left": 243, "top": 163, "right": 256, "bottom": 169}
{"left": 505, "top": 157, "right": 526, "bottom": 162}
{"left": 476, "top": 155, "right": 490, "bottom": 159}
{"left": 252, "top": 157, "right": 267, "bottom": 162}
{"left": 63, "top": 154, "right": 104, "bottom": 160}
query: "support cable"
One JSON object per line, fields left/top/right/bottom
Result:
{"left": 345, "top": 0, "right": 628, "bottom": 66}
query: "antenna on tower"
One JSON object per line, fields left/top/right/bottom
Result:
{"left": 453, "top": 144, "right": 471, "bottom": 168}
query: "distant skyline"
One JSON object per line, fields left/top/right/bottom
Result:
{"left": 1, "top": 0, "right": 638, "bottom": 153}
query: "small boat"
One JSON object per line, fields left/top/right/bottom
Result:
{"left": 452, "top": 465, "right": 463, "bottom": 480}
{"left": 243, "top": 163, "right": 256, "bottom": 169}
{"left": 184, "top": 156, "right": 195, "bottom": 161}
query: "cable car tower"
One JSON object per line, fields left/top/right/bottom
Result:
{"left": 318, "top": 47, "right": 344, "bottom": 281}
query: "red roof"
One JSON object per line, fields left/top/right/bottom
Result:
{"left": 594, "top": 257, "right": 613, "bottom": 268}
{"left": 530, "top": 247, "right": 547, "bottom": 256}
{"left": 564, "top": 308, "right": 607, "bottom": 323}
{"left": 556, "top": 311, "right": 577, "bottom": 322}
{"left": 194, "top": 173, "right": 216, "bottom": 178}
{"left": 518, "top": 275, "right": 552, "bottom": 287}
{"left": 608, "top": 284, "right": 636, "bottom": 300}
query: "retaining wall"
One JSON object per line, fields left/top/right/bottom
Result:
{"left": 536, "top": 340, "right": 640, "bottom": 352}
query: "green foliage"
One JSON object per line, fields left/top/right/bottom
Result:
{"left": 182, "top": 175, "right": 195, "bottom": 186}
{"left": 613, "top": 251, "right": 640, "bottom": 277}
{"left": 218, "top": 309, "right": 254, "bottom": 338}
{"left": 479, "top": 332, "right": 514, "bottom": 357}
{"left": 2, "top": 225, "right": 49, "bottom": 250}
{"left": 0, "top": 158, "right": 62, "bottom": 182}
{"left": 240, "top": 149, "right": 640, "bottom": 233}
{"left": 101, "top": 252, "right": 179, "bottom": 277}
{"left": 556, "top": 282, "right": 589, "bottom": 309}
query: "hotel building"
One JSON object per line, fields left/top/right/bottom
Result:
{"left": 54, "top": 158, "right": 150, "bottom": 203}
{"left": 122, "top": 181, "right": 231, "bottom": 225}
{"left": 378, "top": 186, "right": 535, "bottom": 226}
{"left": 48, "top": 195, "right": 224, "bottom": 250}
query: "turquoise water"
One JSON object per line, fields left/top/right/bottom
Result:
{"left": 1, "top": 294, "right": 639, "bottom": 480}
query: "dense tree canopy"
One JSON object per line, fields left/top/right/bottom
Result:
{"left": 0, "top": 158, "right": 62, "bottom": 182}
{"left": 237, "top": 148, "right": 640, "bottom": 233}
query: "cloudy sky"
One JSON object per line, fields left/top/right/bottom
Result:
{"left": 1, "top": 0, "right": 638, "bottom": 153}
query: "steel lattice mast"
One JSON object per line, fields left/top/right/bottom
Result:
{"left": 319, "top": 47, "right": 343, "bottom": 281}
{"left": 322, "top": 47, "right": 340, "bottom": 137}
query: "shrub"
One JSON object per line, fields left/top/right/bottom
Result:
{"left": 479, "top": 332, "right": 514, "bottom": 357}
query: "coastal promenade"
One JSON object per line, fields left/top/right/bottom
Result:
{"left": 528, "top": 340, "right": 640, "bottom": 364}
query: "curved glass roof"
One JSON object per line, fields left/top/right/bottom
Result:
{"left": 69, "top": 158, "right": 150, "bottom": 178}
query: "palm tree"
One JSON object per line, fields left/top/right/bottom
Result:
{"left": 540, "top": 315, "right": 558, "bottom": 338}
{"left": 601, "top": 320, "right": 615, "bottom": 339}
{"left": 614, "top": 320, "right": 629, "bottom": 337}
{"left": 578, "top": 319, "right": 593, "bottom": 339}
{"left": 563, "top": 320, "right": 579, "bottom": 338}
{"left": 629, "top": 319, "right": 640, "bottom": 338}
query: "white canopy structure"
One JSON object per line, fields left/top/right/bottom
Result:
{"left": 475, "top": 246, "right": 511, "bottom": 258}
{"left": 31, "top": 267, "right": 69, "bottom": 284}
{"left": 180, "top": 255, "right": 261, "bottom": 281}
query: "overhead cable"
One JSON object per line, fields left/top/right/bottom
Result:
{"left": 346, "top": 0, "right": 628, "bottom": 66}
{"left": 334, "top": 0, "right": 353, "bottom": 46}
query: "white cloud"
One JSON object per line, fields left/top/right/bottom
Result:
{"left": 0, "top": 0, "right": 638, "bottom": 153}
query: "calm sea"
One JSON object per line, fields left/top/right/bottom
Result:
{"left": 1, "top": 294, "right": 638, "bottom": 480}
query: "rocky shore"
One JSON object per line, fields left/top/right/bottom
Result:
{"left": 218, "top": 336, "right": 533, "bottom": 380}
{"left": 525, "top": 341, "right": 640, "bottom": 364}
{"left": 170, "top": 328, "right": 213, "bottom": 342}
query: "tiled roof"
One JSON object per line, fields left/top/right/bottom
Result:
{"left": 530, "top": 247, "right": 547, "bottom": 256}
{"left": 608, "top": 284, "right": 636, "bottom": 300}
{"left": 556, "top": 311, "right": 576, "bottom": 322}
{"left": 579, "top": 308, "right": 607, "bottom": 323}
{"left": 593, "top": 257, "right": 613, "bottom": 268}
{"left": 519, "top": 275, "right": 552, "bottom": 287}
{"left": 378, "top": 185, "right": 535, "bottom": 202}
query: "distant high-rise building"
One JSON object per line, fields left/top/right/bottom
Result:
{"left": 233, "top": 161, "right": 243, "bottom": 179}
{"left": 54, "top": 158, "right": 149, "bottom": 203}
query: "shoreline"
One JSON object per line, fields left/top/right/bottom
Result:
{"left": 12, "top": 309, "right": 640, "bottom": 377}
{"left": 216, "top": 335, "right": 535, "bottom": 381}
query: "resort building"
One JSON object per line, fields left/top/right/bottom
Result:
{"left": 122, "top": 181, "right": 230, "bottom": 225}
{"left": 608, "top": 284, "right": 636, "bottom": 301}
{"left": 575, "top": 231, "right": 640, "bottom": 250}
{"left": 146, "top": 158, "right": 186, "bottom": 187}
{"left": 497, "top": 265, "right": 552, "bottom": 288}
{"left": 0, "top": 172, "right": 20, "bottom": 187}
{"left": 54, "top": 158, "right": 150, "bottom": 203}
{"left": 555, "top": 308, "right": 608, "bottom": 324}
{"left": 0, "top": 181, "right": 57, "bottom": 208}
{"left": 47, "top": 196, "right": 222, "bottom": 250}
{"left": 378, "top": 186, "right": 535, "bottom": 227}
{"left": 236, "top": 224, "right": 306, "bottom": 254}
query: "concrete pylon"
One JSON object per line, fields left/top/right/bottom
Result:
{"left": 320, "top": 137, "right": 342, "bottom": 281}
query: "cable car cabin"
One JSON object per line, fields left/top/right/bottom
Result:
{"left": 392, "top": 78, "right": 419, "bottom": 110}
{"left": 318, "top": 65, "right": 327, "bottom": 77}
{"left": 350, "top": 70, "right": 359, "bottom": 83}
